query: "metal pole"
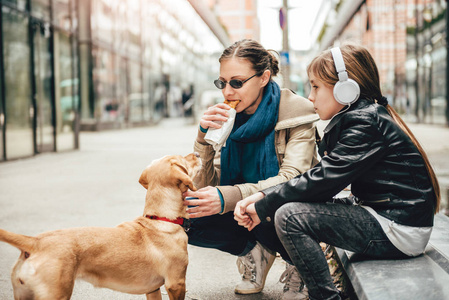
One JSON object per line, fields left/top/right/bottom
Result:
{"left": 282, "top": 0, "right": 291, "bottom": 90}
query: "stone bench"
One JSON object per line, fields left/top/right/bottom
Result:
{"left": 335, "top": 213, "right": 449, "bottom": 300}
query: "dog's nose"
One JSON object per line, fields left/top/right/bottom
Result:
{"left": 194, "top": 152, "right": 200, "bottom": 158}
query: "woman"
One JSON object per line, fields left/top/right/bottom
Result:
{"left": 234, "top": 43, "right": 440, "bottom": 300}
{"left": 184, "top": 39, "right": 319, "bottom": 299}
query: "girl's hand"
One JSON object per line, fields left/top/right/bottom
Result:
{"left": 184, "top": 186, "right": 222, "bottom": 218}
{"left": 199, "top": 103, "right": 230, "bottom": 130}
{"left": 234, "top": 192, "right": 264, "bottom": 231}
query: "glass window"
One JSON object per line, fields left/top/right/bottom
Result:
{"left": 113, "top": 1, "right": 129, "bottom": 55}
{"left": 33, "top": 21, "right": 54, "bottom": 152}
{"left": 127, "top": 0, "right": 141, "bottom": 58}
{"left": 0, "top": 57, "right": 3, "bottom": 161}
{"left": 53, "top": 0, "right": 72, "bottom": 31}
{"left": 2, "top": 7, "right": 34, "bottom": 159}
{"left": 91, "top": 0, "right": 114, "bottom": 46}
{"left": 116, "top": 57, "right": 127, "bottom": 122}
{"left": 2, "top": 0, "right": 27, "bottom": 10}
{"left": 128, "top": 60, "right": 142, "bottom": 122}
{"left": 54, "top": 30, "right": 75, "bottom": 151}
{"left": 92, "top": 47, "right": 118, "bottom": 122}
{"left": 31, "top": 0, "right": 51, "bottom": 21}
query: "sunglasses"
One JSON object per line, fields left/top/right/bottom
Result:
{"left": 214, "top": 71, "right": 263, "bottom": 89}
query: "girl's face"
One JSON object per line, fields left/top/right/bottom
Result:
{"left": 218, "top": 58, "right": 270, "bottom": 114}
{"left": 308, "top": 73, "right": 345, "bottom": 120}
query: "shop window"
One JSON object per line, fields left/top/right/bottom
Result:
{"left": 91, "top": 47, "right": 118, "bottom": 122}
{"left": 2, "top": 8, "right": 34, "bottom": 159}
{"left": 0, "top": 59, "right": 3, "bottom": 161}
{"left": 52, "top": 0, "right": 72, "bottom": 31}
{"left": 2, "top": 0, "right": 27, "bottom": 11}
{"left": 31, "top": 0, "right": 50, "bottom": 21}
{"left": 54, "top": 30, "right": 76, "bottom": 151}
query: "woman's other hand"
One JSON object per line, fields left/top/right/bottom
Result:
{"left": 184, "top": 186, "right": 222, "bottom": 218}
{"left": 199, "top": 103, "right": 230, "bottom": 130}
{"left": 234, "top": 192, "right": 264, "bottom": 231}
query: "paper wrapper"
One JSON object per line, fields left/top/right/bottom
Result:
{"left": 204, "top": 108, "right": 236, "bottom": 152}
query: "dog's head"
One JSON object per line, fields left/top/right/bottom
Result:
{"left": 139, "top": 153, "right": 201, "bottom": 193}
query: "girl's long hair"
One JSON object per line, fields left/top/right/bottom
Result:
{"left": 307, "top": 43, "right": 441, "bottom": 213}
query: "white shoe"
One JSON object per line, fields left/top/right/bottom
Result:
{"left": 280, "top": 263, "right": 308, "bottom": 300}
{"left": 234, "top": 242, "right": 276, "bottom": 294}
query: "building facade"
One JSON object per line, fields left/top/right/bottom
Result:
{"left": 311, "top": 0, "right": 448, "bottom": 125}
{"left": 207, "top": 0, "right": 260, "bottom": 43}
{"left": 79, "top": 0, "right": 225, "bottom": 130}
{"left": 0, "top": 0, "right": 78, "bottom": 161}
{"left": 0, "top": 0, "right": 226, "bottom": 161}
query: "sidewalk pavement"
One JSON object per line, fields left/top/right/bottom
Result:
{"left": 0, "top": 118, "right": 285, "bottom": 300}
{"left": 0, "top": 118, "right": 448, "bottom": 299}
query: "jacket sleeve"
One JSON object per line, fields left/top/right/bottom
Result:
{"left": 193, "top": 128, "right": 220, "bottom": 189}
{"left": 255, "top": 113, "right": 388, "bottom": 223}
{"left": 219, "top": 121, "right": 318, "bottom": 213}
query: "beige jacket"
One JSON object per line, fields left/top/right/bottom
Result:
{"left": 193, "top": 89, "right": 320, "bottom": 213}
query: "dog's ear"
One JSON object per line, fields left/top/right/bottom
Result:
{"left": 139, "top": 168, "right": 149, "bottom": 190}
{"left": 170, "top": 159, "right": 197, "bottom": 192}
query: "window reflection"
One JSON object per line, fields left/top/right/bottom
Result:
{"left": 33, "top": 21, "right": 54, "bottom": 152}
{"left": 2, "top": 0, "right": 26, "bottom": 10}
{"left": 54, "top": 31, "right": 75, "bottom": 151}
{"left": 128, "top": 61, "right": 143, "bottom": 122}
{"left": 53, "top": 0, "right": 72, "bottom": 31}
{"left": 2, "top": 8, "right": 34, "bottom": 159}
{"left": 0, "top": 61, "right": 3, "bottom": 161}
{"left": 84, "top": 0, "right": 223, "bottom": 126}
{"left": 92, "top": 47, "right": 119, "bottom": 122}
{"left": 31, "top": 0, "right": 51, "bottom": 21}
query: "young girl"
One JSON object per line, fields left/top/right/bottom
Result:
{"left": 234, "top": 43, "right": 440, "bottom": 300}
{"left": 184, "top": 39, "right": 319, "bottom": 298}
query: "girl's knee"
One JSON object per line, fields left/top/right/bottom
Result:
{"left": 274, "top": 202, "right": 307, "bottom": 233}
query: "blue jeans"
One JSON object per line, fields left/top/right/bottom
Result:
{"left": 188, "top": 212, "right": 291, "bottom": 261}
{"left": 275, "top": 201, "right": 407, "bottom": 300}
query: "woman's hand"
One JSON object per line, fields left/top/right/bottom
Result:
{"left": 234, "top": 192, "right": 264, "bottom": 231}
{"left": 199, "top": 103, "right": 230, "bottom": 130}
{"left": 184, "top": 186, "right": 222, "bottom": 218}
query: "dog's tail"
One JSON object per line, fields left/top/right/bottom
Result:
{"left": 0, "top": 229, "right": 37, "bottom": 253}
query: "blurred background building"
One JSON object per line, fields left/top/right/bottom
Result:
{"left": 310, "top": 0, "right": 447, "bottom": 125}
{"left": 0, "top": 0, "right": 448, "bottom": 161}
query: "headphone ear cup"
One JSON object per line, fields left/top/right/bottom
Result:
{"left": 333, "top": 79, "right": 360, "bottom": 105}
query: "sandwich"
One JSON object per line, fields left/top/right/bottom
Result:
{"left": 224, "top": 99, "right": 240, "bottom": 109}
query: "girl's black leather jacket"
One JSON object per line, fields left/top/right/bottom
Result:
{"left": 256, "top": 98, "right": 436, "bottom": 227}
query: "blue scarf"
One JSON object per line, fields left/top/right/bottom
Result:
{"left": 220, "top": 81, "right": 280, "bottom": 185}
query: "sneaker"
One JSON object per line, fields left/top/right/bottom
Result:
{"left": 280, "top": 263, "right": 308, "bottom": 300}
{"left": 234, "top": 242, "right": 276, "bottom": 294}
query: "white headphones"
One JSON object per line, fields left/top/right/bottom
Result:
{"left": 331, "top": 47, "right": 360, "bottom": 105}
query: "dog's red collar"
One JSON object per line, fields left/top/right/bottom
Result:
{"left": 145, "top": 215, "right": 191, "bottom": 232}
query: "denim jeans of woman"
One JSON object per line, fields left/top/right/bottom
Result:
{"left": 275, "top": 201, "right": 407, "bottom": 300}
{"left": 188, "top": 212, "right": 291, "bottom": 261}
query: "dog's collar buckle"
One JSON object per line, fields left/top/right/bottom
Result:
{"left": 145, "top": 215, "right": 191, "bottom": 232}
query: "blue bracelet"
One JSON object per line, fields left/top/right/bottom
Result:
{"left": 199, "top": 125, "right": 208, "bottom": 133}
{"left": 216, "top": 188, "right": 224, "bottom": 214}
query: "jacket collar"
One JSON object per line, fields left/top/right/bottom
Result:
{"left": 275, "top": 89, "right": 320, "bottom": 130}
{"left": 323, "top": 98, "right": 372, "bottom": 134}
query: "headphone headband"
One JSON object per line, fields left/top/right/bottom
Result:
{"left": 330, "top": 46, "right": 360, "bottom": 105}
{"left": 331, "top": 48, "right": 346, "bottom": 73}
